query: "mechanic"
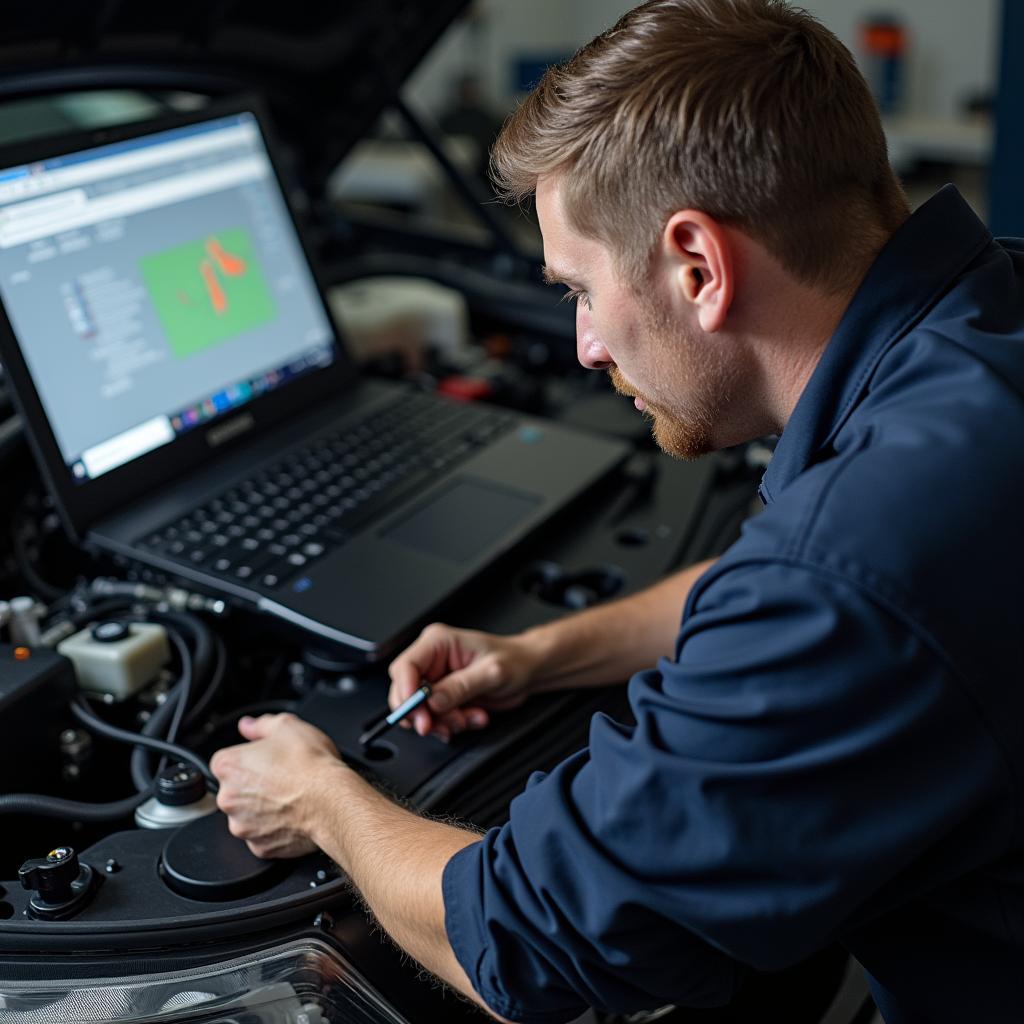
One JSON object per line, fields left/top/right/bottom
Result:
{"left": 210, "top": 1, "right": 1024, "bottom": 1021}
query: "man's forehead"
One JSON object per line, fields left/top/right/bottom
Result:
{"left": 535, "top": 173, "right": 569, "bottom": 235}
{"left": 535, "top": 173, "right": 617, "bottom": 288}
{"left": 541, "top": 238, "right": 607, "bottom": 289}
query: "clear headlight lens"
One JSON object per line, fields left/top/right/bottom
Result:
{"left": 0, "top": 938, "right": 410, "bottom": 1024}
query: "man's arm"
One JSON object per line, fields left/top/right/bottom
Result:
{"left": 309, "top": 764, "right": 499, "bottom": 1014}
{"left": 387, "top": 558, "right": 716, "bottom": 737}
{"left": 210, "top": 714, "right": 505, "bottom": 1019}
{"left": 216, "top": 558, "right": 1008, "bottom": 1023}
{"left": 522, "top": 556, "right": 717, "bottom": 692}
{"left": 212, "top": 558, "right": 717, "bottom": 1020}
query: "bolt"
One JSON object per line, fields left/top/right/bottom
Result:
{"left": 313, "top": 911, "right": 334, "bottom": 932}
{"left": 104, "top": 859, "right": 121, "bottom": 874}
{"left": 60, "top": 729, "right": 91, "bottom": 761}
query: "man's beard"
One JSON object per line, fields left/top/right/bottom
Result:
{"left": 608, "top": 300, "right": 736, "bottom": 460}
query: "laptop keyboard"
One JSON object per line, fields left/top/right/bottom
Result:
{"left": 138, "top": 393, "right": 517, "bottom": 591}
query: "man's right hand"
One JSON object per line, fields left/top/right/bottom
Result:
{"left": 387, "top": 623, "right": 537, "bottom": 740}
{"left": 388, "top": 560, "right": 716, "bottom": 742}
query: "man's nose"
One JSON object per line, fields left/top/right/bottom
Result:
{"left": 576, "top": 306, "right": 613, "bottom": 370}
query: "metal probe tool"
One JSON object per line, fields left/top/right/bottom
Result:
{"left": 359, "top": 684, "right": 433, "bottom": 747}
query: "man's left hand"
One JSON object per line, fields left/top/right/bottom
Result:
{"left": 210, "top": 712, "right": 344, "bottom": 859}
{"left": 212, "top": 711, "right": 497, "bottom": 1017}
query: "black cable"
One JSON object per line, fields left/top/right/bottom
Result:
{"left": 156, "top": 630, "right": 194, "bottom": 777}
{"left": 163, "top": 630, "right": 194, "bottom": 746}
{"left": 130, "top": 685, "right": 181, "bottom": 792}
{"left": 151, "top": 609, "right": 217, "bottom": 699}
{"left": 183, "top": 633, "right": 227, "bottom": 729}
{"left": 39, "top": 596, "right": 223, "bottom": 792}
{"left": 70, "top": 697, "right": 218, "bottom": 791}
{"left": 9, "top": 512, "right": 64, "bottom": 602}
{"left": 102, "top": 612, "right": 212, "bottom": 791}
{"left": 65, "top": 618, "right": 194, "bottom": 792}
{"left": 0, "top": 788, "right": 151, "bottom": 821}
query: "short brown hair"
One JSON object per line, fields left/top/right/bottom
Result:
{"left": 491, "top": 0, "right": 909, "bottom": 293}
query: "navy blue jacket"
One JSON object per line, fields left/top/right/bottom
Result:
{"left": 442, "top": 186, "right": 1024, "bottom": 1024}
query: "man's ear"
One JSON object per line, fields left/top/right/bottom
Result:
{"left": 662, "top": 210, "right": 734, "bottom": 333}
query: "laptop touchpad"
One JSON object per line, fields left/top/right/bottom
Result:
{"left": 383, "top": 478, "right": 541, "bottom": 563}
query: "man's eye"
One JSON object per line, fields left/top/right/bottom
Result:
{"left": 561, "top": 289, "right": 592, "bottom": 311}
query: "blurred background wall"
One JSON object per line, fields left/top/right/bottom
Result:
{"left": 394, "top": 0, "right": 999, "bottom": 229}
{"left": 408, "top": 0, "right": 998, "bottom": 119}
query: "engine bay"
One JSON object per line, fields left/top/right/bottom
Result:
{"left": 0, "top": 402, "right": 756, "bottom": 1022}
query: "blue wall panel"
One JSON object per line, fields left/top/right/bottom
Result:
{"left": 990, "top": 0, "right": 1024, "bottom": 235}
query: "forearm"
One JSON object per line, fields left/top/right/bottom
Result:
{"left": 308, "top": 763, "right": 499, "bottom": 1017}
{"left": 521, "top": 557, "right": 716, "bottom": 692}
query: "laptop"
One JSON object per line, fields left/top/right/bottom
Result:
{"left": 0, "top": 96, "right": 628, "bottom": 659}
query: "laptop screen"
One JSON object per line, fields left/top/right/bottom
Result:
{"left": 0, "top": 111, "right": 337, "bottom": 483}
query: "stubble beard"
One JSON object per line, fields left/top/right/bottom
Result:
{"left": 608, "top": 297, "right": 737, "bottom": 461}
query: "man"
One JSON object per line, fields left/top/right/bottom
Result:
{"left": 210, "top": 1, "right": 1024, "bottom": 1021}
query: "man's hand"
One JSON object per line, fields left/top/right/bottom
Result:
{"left": 387, "top": 562, "right": 716, "bottom": 742}
{"left": 211, "top": 712, "right": 504, "bottom": 1018}
{"left": 210, "top": 713, "right": 344, "bottom": 859}
{"left": 387, "top": 623, "right": 538, "bottom": 740}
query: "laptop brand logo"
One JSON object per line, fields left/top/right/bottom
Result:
{"left": 207, "top": 413, "right": 255, "bottom": 448}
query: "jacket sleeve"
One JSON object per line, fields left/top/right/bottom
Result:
{"left": 442, "top": 560, "right": 1009, "bottom": 1023}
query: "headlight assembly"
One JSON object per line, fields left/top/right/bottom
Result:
{"left": 0, "top": 938, "right": 409, "bottom": 1024}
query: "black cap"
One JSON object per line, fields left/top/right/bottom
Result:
{"left": 91, "top": 620, "right": 131, "bottom": 644}
{"left": 156, "top": 762, "right": 207, "bottom": 807}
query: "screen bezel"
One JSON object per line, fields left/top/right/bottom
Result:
{"left": 0, "top": 93, "right": 359, "bottom": 539}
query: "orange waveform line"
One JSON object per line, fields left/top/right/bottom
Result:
{"left": 200, "top": 258, "right": 228, "bottom": 315}
{"left": 206, "top": 237, "right": 247, "bottom": 277}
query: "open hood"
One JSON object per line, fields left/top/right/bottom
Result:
{"left": 0, "top": 2, "right": 472, "bottom": 190}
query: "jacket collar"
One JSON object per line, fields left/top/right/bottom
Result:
{"left": 759, "top": 185, "right": 992, "bottom": 503}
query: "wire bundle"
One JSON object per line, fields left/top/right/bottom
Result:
{"left": 0, "top": 601, "right": 225, "bottom": 820}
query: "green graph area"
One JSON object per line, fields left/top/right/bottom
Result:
{"left": 140, "top": 228, "right": 276, "bottom": 359}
